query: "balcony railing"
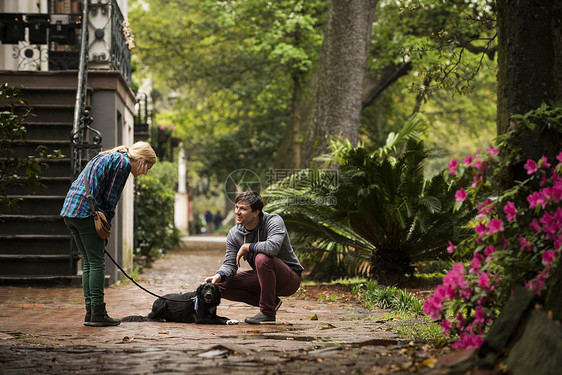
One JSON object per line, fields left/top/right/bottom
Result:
{"left": 0, "top": 0, "right": 131, "bottom": 85}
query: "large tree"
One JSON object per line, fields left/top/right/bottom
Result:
{"left": 304, "top": 0, "right": 378, "bottom": 165}
{"left": 496, "top": 0, "right": 562, "bottom": 161}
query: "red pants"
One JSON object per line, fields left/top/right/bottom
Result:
{"left": 217, "top": 253, "right": 301, "bottom": 316}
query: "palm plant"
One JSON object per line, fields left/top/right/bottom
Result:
{"left": 264, "top": 116, "right": 474, "bottom": 284}
{"left": 336, "top": 138, "right": 473, "bottom": 284}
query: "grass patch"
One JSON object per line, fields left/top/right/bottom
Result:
{"left": 353, "top": 280, "right": 424, "bottom": 315}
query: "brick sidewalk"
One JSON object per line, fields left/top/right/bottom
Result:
{"left": 0, "top": 240, "right": 435, "bottom": 374}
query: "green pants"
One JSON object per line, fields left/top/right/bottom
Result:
{"left": 64, "top": 216, "right": 106, "bottom": 306}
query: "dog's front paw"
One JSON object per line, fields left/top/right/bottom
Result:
{"left": 226, "top": 319, "right": 239, "bottom": 325}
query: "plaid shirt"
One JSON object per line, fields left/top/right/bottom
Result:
{"left": 60, "top": 152, "right": 131, "bottom": 225}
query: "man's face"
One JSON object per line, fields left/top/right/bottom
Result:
{"left": 234, "top": 200, "right": 260, "bottom": 229}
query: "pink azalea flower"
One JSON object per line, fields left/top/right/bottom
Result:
{"left": 487, "top": 218, "right": 504, "bottom": 234}
{"left": 542, "top": 250, "right": 556, "bottom": 266}
{"left": 556, "top": 152, "right": 562, "bottom": 164}
{"left": 519, "top": 236, "right": 531, "bottom": 251}
{"left": 484, "top": 245, "right": 496, "bottom": 256}
{"left": 422, "top": 295, "right": 443, "bottom": 320}
{"left": 527, "top": 191, "right": 546, "bottom": 209}
{"left": 471, "top": 175, "right": 483, "bottom": 188}
{"left": 469, "top": 253, "right": 484, "bottom": 272}
{"left": 529, "top": 219, "right": 542, "bottom": 233}
{"left": 538, "top": 156, "right": 551, "bottom": 169}
{"left": 486, "top": 146, "right": 499, "bottom": 156}
{"left": 440, "top": 319, "right": 452, "bottom": 334}
{"left": 473, "top": 158, "right": 482, "bottom": 169}
{"left": 463, "top": 155, "right": 474, "bottom": 167}
{"left": 447, "top": 241, "right": 455, "bottom": 254}
{"left": 476, "top": 199, "right": 494, "bottom": 219}
{"left": 503, "top": 201, "right": 517, "bottom": 222}
{"left": 447, "top": 158, "right": 459, "bottom": 175}
{"left": 478, "top": 272, "right": 491, "bottom": 289}
{"left": 524, "top": 159, "right": 538, "bottom": 175}
{"left": 474, "top": 222, "right": 487, "bottom": 237}
{"left": 452, "top": 333, "right": 484, "bottom": 350}
{"left": 455, "top": 188, "right": 467, "bottom": 202}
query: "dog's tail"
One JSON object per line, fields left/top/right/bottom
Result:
{"left": 121, "top": 315, "right": 150, "bottom": 322}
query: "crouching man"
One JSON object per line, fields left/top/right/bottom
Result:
{"left": 204, "top": 191, "right": 304, "bottom": 324}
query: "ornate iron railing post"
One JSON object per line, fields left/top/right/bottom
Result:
{"left": 70, "top": 0, "right": 102, "bottom": 180}
{"left": 69, "top": 0, "right": 102, "bottom": 274}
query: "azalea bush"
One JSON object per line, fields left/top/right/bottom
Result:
{"left": 423, "top": 119, "right": 562, "bottom": 349}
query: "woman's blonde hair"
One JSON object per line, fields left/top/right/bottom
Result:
{"left": 100, "top": 141, "right": 157, "bottom": 165}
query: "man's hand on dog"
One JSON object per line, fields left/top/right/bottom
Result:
{"left": 236, "top": 243, "right": 250, "bottom": 267}
{"left": 204, "top": 274, "right": 221, "bottom": 284}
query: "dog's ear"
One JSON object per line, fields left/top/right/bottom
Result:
{"left": 196, "top": 283, "right": 205, "bottom": 296}
{"left": 213, "top": 283, "right": 222, "bottom": 299}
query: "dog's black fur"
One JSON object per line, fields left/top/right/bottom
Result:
{"left": 121, "top": 283, "right": 234, "bottom": 324}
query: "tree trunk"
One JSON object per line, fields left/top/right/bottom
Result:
{"left": 496, "top": 0, "right": 562, "bottom": 161}
{"left": 302, "top": 0, "right": 378, "bottom": 166}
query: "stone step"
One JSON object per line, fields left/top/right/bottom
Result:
{"left": 20, "top": 121, "right": 73, "bottom": 141}
{"left": 6, "top": 104, "right": 76, "bottom": 123}
{"left": 0, "top": 215, "right": 68, "bottom": 235}
{"left": 0, "top": 275, "right": 98, "bottom": 288}
{"left": 3, "top": 176, "right": 71, "bottom": 196}
{"left": 0, "top": 254, "right": 79, "bottom": 276}
{"left": 0, "top": 195, "right": 66, "bottom": 215}
{"left": 12, "top": 158, "right": 72, "bottom": 178}
{"left": 0, "top": 234, "right": 71, "bottom": 254}
{"left": 7, "top": 140, "right": 70, "bottom": 159}
{"left": 16, "top": 87, "right": 91, "bottom": 106}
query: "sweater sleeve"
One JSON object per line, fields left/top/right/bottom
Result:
{"left": 216, "top": 230, "right": 240, "bottom": 280}
{"left": 251, "top": 214, "right": 286, "bottom": 257}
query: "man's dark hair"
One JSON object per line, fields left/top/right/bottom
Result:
{"left": 235, "top": 191, "right": 264, "bottom": 215}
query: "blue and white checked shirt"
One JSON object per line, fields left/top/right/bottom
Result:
{"left": 60, "top": 152, "right": 131, "bottom": 225}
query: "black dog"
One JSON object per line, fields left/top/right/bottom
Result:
{"left": 122, "top": 283, "right": 237, "bottom": 325}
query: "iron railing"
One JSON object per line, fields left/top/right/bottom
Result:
{"left": 70, "top": 0, "right": 102, "bottom": 181}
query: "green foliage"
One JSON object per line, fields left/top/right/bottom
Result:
{"left": 353, "top": 280, "right": 424, "bottom": 314}
{"left": 393, "top": 315, "right": 452, "bottom": 346}
{"left": 130, "top": 0, "right": 327, "bottom": 182}
{"left": 134, "top": 172, "right": 180, "bottom": 262}
{"left": 264, "top": 115, "right": 475, "bottom": 284}
{"left": 0, "top": 84, "right": 63, "bottom": 211}
{"left": 144, "top": 160, "right": 178, "bottom": 190}
{"left": 385, "top": 0, "right": 496, "bottom": 99}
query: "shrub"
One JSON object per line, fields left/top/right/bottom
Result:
{"left": 423, "top": 107, "right": 562, "bottom": 350}
{"left": 135, "top": 173, "right": 180, "bottom": 262}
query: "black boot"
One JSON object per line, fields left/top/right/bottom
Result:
{"left": 90, "top": 303, "right": 121, "bottom": 327}
{"left": 84, "top": 305, "right": 92, "bottom": 326}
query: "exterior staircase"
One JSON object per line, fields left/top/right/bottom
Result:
{"left": 0, "top": 72, "right": 84, "bottom": 286}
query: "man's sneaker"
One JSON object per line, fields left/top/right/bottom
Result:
{"left": 244, "top": 312, "right": 276, "bottom": 325}
{"left": 274, "top": 297, "right": 282, "bottom": 312}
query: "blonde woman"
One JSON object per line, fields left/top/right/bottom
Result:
{"left": 60, "top": 142, "right": 157, "bottom": 327}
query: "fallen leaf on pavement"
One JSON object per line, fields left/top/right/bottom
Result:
{"left": 421, "top": 358, "right": 437, "bottom": 368}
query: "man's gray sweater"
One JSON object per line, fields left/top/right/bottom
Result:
{"left": 216, "top": 211, "right": 304, "bottom": 280}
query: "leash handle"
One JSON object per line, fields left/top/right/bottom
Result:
{"left": 103, "top": 249, "right": 189, "bottom": 303}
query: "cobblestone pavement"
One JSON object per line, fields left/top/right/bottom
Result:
{"left": 0, "top": 239, "right": 451, "bottom": 374}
